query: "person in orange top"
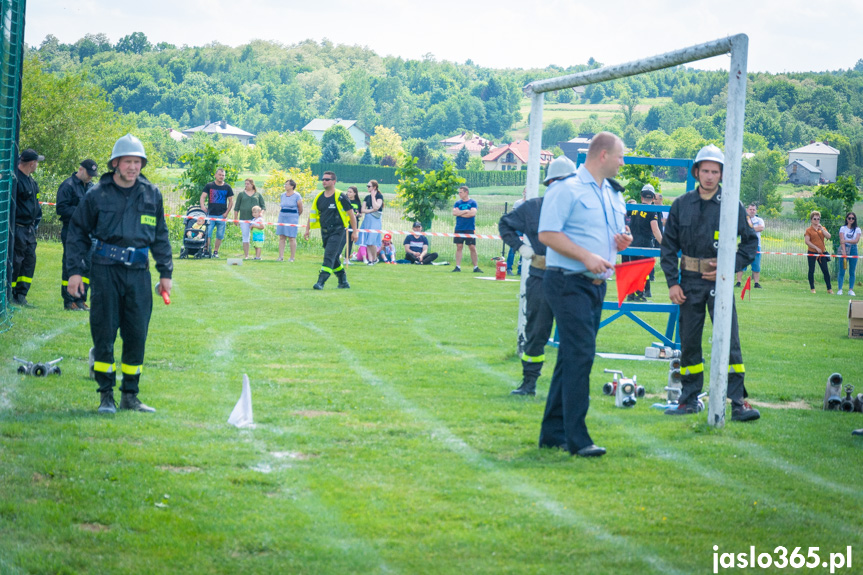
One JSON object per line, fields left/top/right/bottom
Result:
{"left": 804, "top": 210, "right": 833, "bottom": 294}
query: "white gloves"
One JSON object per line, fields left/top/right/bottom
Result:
{"left": 518, "top": 245, "right": 535, "bottom": 259}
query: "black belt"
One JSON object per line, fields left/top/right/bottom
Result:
{"left": 94, "top": 241, "right": 149, "bottom": 266}
{"left": 546, "top": 266, "right": 605, "bottom": 285}
{"left": 280, "top": 208, "right": 298, "bottom": 213}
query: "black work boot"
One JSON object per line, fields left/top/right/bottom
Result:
{"left": 511, "top": 361, "right": 541, "bottom": 396}
{"left": 336, "top": 271, "right": 350, "bottom": 289}
{"left": 98, "top": 391, "right": 116, "bottom": 414}
{"left": 731, "top": 400, "right": 760, "bottom": 422}
{"left": 644, "top": 280, "right": 652, "bottom": 299}
{"left": 313, "top": 271, "right": 330, "bottom": 290}
{"left": 119, "top": 392, "right": 156, "bottom": 413}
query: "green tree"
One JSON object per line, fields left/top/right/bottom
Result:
{"left": 619, "top": 161, "right": 660, "bottom": 202}
{"left": 177, "top": 142, "right": 239, "bottom": 208}
{"left": 115, "top": 32, "right": 152, "bottom": 54}
{"left": 542, "top": 118, "right": 576, "bottom": 148}
{"left": 466, "top": 156, "right": 483, "bottom": 170}
{"left": 359, "top": 147, "right": 373, "bottom": 165}
{"left": 411, "top": 140, "right": 432, "bottom": 169}
{"left": 395, "top": 155, "right": 465, "bottom": 230}
{"left": 454, "top": 146, "right": 470, "bottom": 169}
{"left": 321, "top": 124, "right": 355, "bottom": 155}
{"left": 814, "top": 176, "right": 860, "bottom": 213}
{"left": 321, "top": 140, "right": 341, "bottom": 163}
{"left": 740, "top": 150, "right": 786, "bottom": 214}
{"left": 369, "top": 126, "right": 404, "bottom": 160}
{"left": 20, "top": 56, "right": 135, "bottom": 180}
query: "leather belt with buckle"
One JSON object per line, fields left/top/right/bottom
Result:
{"left": 546, "top": 266, "right": 605, "bottom": 285}
{"left": 680, "top": 255, "right": 716, "bottom": 273}
{"left": 530, "top": 255, "right": 546, "bottom": 270}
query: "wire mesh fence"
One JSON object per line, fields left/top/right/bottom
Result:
{"left": 0, "top": 0, "right": 26, "bottom": 332}
{"left": 33, "top": 183, "right": 841, "bottom": 282}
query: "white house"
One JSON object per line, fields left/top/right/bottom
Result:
{"left": 182, "top": 120, "right": 255, "bottom": 145}
{"left": 441, "top": 132, "right": 494, "bottom": 158}
{"left": 480, "top": 140, "right": 553, "bottom": 171}
{"left": 787, "top": 141, "right": 840, "bottom": 183}
{"left": 786, "top": 160, "right": 822, "bottom": 186}
{"left": 302, "top": 119, "right": 370, "bottom": 150}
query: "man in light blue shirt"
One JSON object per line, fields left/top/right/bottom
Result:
{"left": 537, "top": 132, "right": 632, "bottom": 457}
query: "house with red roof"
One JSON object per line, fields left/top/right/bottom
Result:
{"left": 480, "top": 140, "right": 553, "bottom": 171}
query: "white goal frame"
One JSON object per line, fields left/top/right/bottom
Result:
{"left": 521, "top": 34, "right": 749, "bottom": 428}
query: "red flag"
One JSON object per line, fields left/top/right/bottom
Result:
{"left": 740, "top": 276, "right": 751, "bottom": 300}
{"left": 614, "top": 258, "right": 656, "bottom": 306}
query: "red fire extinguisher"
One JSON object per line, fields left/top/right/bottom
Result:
{"left": 495, "top": 259, "right": 507, "bottom": 280}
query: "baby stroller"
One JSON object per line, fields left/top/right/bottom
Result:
{"left": 179, "top": 206, "right": 210, "bottom": 259}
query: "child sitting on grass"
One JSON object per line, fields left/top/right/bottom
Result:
{"left": 379, "top": 233, "right": 396, "bottom": 264}
{"left": 250, "top": 205, "right": 265, "bottom": 260}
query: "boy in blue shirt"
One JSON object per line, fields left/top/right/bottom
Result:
{"left": 452, "top": 186, "right": 482, "bottom": 272}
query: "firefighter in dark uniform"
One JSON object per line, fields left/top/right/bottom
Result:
{"left": 57, "top": 159, "right": 98, "bottom": 311}
{"left": 66, "top": 134, "right": 173, "bottom": 414}
{"left": 623, "top": 184, "right": 662, "bottom": 301}
{"left": 660, "top": 144, "right": 760, "bottom": 421}
{"left": 303, "top": 170, "right": 358, "bottom": 290}
{"left": 498, "top": 157, "right": 576, "bottom": 396}
{"left": 10, "top": 149, "right": 44, "bottom": 307}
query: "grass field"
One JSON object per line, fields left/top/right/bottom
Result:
{"left": 2, "top": 242, "right": 862, "bottom": 574}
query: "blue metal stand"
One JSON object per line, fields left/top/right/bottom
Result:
{"left": 549, "top": 301, "right": 680, "bottom": 350}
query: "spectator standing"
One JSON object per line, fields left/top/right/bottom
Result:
{"left": 344, "top": 186, "right": 362, "bottom": 264}
{"left": 234, "top": 179, "right": 266, "bottom": 260}
{"left": 660, "top": 144, "right": 760, "bottom": 421}
{"left": 276, "top": 179, "right": 303, "bottom": 262}
{"left": 303, "top": 171, "right": 358, "bottom": 290}
{"left": 57, "top": 159, "right": 97, "bottom": 310}
{"left": 537, "top": 133, "right": 632, "bottom": 457}
{"left": 10, "top": 149, "right": 44, "bottom": 307}
{"left": 403, "top": 222, "right": 439, "bottom": 265}
{"left": 837, "top": 212, "right": 860, "bottom": 296}
{"left": 199, "top": 168, "right": 234, "bottom": 258}
{"left": 735, "top": 203, "right": 765, "bottom": 288}
{"left": 452, "top": 185, "right": 482, "bottom": 273}
{"left": 804, "top": 210, "right": 832, "bottom": 294}
{"left": 623, "top": 184, "right": 662, "bottom": 301}
{"left": 66, "top": 134, "right": 172, "bottom": 414}
{"left": 359, "top": 180, "right": 384, "bottom": 265}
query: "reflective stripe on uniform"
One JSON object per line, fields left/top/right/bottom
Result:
{"left": 729, "top": 363, "right": 745, "bottom": 374}
{"left": 121, "top": 364, "right": 142, "bottom": 375}
{"left": 62, "top": 280, "right": 69, "bottom": 286}
{"left": 521, "top": 353, "right": 545, "bottom": 363}
{"left": 82, "top": 277, "right": 90, "bottom": 285}
{"left": 681, "top": 362, "right": 704, "bottom": 375}
{"left": 320, "top": 266, "right": 333, "bottom": 274}
{"left": 93, "top": 361, "right": 116, "bottom": 373}
{"left": 333, "top": 264, "right": 344, "bottom": 272}
{"left": 17, "top": 276, "right": 32, "bottom": 284}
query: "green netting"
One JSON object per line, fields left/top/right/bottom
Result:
{"left": 0, "top": 0, "right": 26, "bottom": 332}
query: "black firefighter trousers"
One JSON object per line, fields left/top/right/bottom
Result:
{"left": 677, "top": 276, "right": 748, "bottom": 408}
{"left": 90, "top": 263, "right": 153, "bottom": 395}
{"left": 521, "top": 274, "right": 555, "bottom": 381}
{"left": 12, "top": 225, "right": 37, "bottom": 298}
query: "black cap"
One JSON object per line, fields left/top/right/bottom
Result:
{"left": 80, "top": 159, "right": 98, "bottom": 176}
{"left": 641, "top": 189, "right": 656, "bottom": 199}
{"left": 19, "top": 149, "right": 44, "bottom": 162}
{"left": 412, "top": 221, "right": 423, "bottom": 228}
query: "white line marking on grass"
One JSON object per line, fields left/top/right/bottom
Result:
{"left": 306, "top": 322, "right": 683, "bottom": 575}
{"left": 597, "top": 411, "right": 862, "bottom": 537}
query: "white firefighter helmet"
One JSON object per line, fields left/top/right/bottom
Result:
{"left": 691, "top": 144, "right": 724, "bottom": 177}
{"left": 543, "top": 156, "right": 577, "bottom": 185}
{"left": 109, "top": 134, "right": 148, "bottom": 168}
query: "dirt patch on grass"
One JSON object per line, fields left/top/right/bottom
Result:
{"left": 292, "top": 410, "right": 344, "bottom": 417}
{"left": 158, "top": 465, "right": 201, "bottom": 473}
{"left": 78, "top": 523, "right": 110, "bottom": 532}
{"left": 32, "top": 472, "right": 50, "bottom": 483}
{"left": 750, "top": 399, "right": 812, "bottom": 410}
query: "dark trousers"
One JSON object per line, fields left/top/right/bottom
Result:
{"left": 90, "top": 264, "right": 153, "bottom": 394}
{"left": 405, "top": 252, "right": 439, "bottom": 265}
{"left": 522, "top": 274, "right": 554, "bottom": 371}
{"left": 807, "top": 253, "right": 832, "bottom": 290}
{"left": 678, "top": 276, "right": 747, "bottom": 407}
{"left": 320, "top": 228, "right": 347, "bottom": 276}
{"left": 539, "top": 271, "right": 604, "bottom": 453}
{"left": 60, "top": 224, "right": 90, "bottom": 305}
{"left": 12, "top": 225, "right": 37, "bottom": 297}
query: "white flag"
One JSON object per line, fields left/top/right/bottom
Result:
{"left": 227, "top": 374, "right": 254, "bottom": 428}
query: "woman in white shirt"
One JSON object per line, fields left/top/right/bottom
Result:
{"left": 837, "top": 211, "right": 861, "bottom": 296}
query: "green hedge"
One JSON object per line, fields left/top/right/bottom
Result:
{"left": 458, "top": 169, "right": 527, "bottom": 188}
{"left": 310, "top": 163, "right": 535, "bottom": 188}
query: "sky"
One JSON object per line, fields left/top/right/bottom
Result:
{"left": 25, "top": 0, "right": 863, "bottom": 74}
